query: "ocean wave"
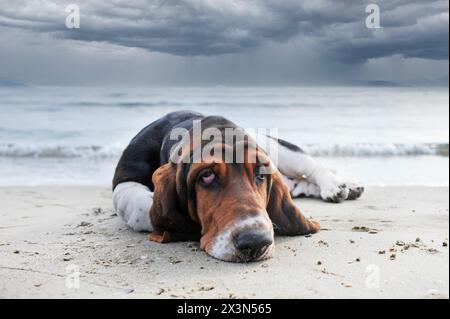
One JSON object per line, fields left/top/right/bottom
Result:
{"left": 0, "top": 142, "right": 448, "bottom": 159}
{"left": 304, "top": 143, "right": 449, "bottom": 157}
{"left": 64, "top": 100, "right": 186, "bottom": 108}
{"left": 0, "top": 144, "right": 121, "bottom": 159}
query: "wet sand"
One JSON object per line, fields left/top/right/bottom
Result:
{"left": 0, "top": 186, "right": 448, "bottom": 299}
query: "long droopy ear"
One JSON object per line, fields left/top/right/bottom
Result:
{"left": 149, "top": 163, "right": 201, "bottom": 243}
{"left": 267, "top": 170, "right": 320, "bottom": 236}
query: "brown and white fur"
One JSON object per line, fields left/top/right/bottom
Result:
{"left": 112, "top": 111, "right": 363, "bottom": 262}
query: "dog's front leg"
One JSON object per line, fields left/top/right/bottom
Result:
{"left": 113, "top": 181, "right": 154, "bottom": 231}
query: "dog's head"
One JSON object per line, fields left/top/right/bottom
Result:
{"left": 149, "top": 117, "right": 319, "bottom": 262}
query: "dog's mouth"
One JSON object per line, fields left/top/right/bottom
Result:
{"left": 207, "top": 241, "right": 275, "bottom": 263}
{"left": 233, "top": 243, "right": 275, "bottom": 263}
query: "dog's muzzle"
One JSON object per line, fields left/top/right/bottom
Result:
{"left": 207, "top": 215, "right": 275, "bottom": 262}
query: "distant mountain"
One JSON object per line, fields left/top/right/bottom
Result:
{"left": 349, "top": 80, "right": 405, "bottom": 87}
{"left": 350, "top": 78, "right": 449, "bottom": 87}
{"left": 409, "top": 76, "right": 449, "bottom": 87}
{"left": 0, "top": 79, "right": 27, "bottom": 87}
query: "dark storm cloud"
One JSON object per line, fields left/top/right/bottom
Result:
{"left": 0, "top": 0, "right": 448, "bottom": 63}
{"left": 324, "top": 1, "right": 449, "bottom": 63}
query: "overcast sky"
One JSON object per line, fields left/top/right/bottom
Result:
{"left": 0, "top": 0, "right": 448, "bottom": 86}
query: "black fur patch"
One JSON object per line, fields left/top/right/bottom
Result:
{"left": 267, "top": 135, "right": 304, "bottom": 153}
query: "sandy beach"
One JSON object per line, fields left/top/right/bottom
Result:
{"left": 0, "top": 186, "right": 448, "bottom": 299}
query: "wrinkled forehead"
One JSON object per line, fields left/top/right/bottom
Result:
{"left": 170, "top": 127, "right": 273, "bottom": 169}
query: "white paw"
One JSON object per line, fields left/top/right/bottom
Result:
{"left": 346, "top": 182, "right": 365, "bottom": 200}
{"left": 113, "top": 182, "right": 154, "bottom": 232}
{"left": 319, "top": 178, "right": 349, "bottom": 203}
{"left": 125, "top": 205, "right": 153, "bottom": 232}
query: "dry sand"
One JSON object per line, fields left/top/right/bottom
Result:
{"left": 0, "top": 186, "right": 448, "bottom": 299}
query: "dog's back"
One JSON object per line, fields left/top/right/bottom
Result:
{"left": 113, "top": 111, "right": 204, "bottom": 190}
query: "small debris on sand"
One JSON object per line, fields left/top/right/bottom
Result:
{"left": 427, "top": 248, "right": 440, "bottom": 255}
{"left": 13, "top": 250, "right": 20, "bottom": 254}
{"left": 443, "top": 241, "right": 448, "bottom": 247}
{"left": 319, "top": 268, "right": 345, "bottom": 279}
{"left": 349, "top": 240, "right": 355, "bottom": 244}
{"left": 261, "top": 263, "right": 269, "bottom": 268}
{"left": 126, "top": 289, "right": 135, "bottom": 294}
{"left": 168, "top": 256, "right": 182, "bottom": 264}
{"left": 156, "top": 288, "right": 165, "bottom": 295}
{"left": 390, "top": 253, "right": 396, "bottom": 260}
{"left": 318, "top": 240, "right": 329, "bottom": 247}
{"left": 378, "top": 250, "right": 386, "bottom": 255}
{"left": 426, "top": 289, "right": 445, "bottom": 298}
{"left": 385, "top": 239, "right": 428, "bottom": 256}
{"left": 92, "top": 208, "right": 103, "bottom": 215}
{"left": 352, "top": 226, "right": 369, "bottom": 232}
{"left": 317, "top": 261, "right": 322, "bottom": 266}
{"left": 352, "top": 226, "right": 378, "bottom": 234}
{"left": 78, "top": 221, "right": 92, "bottom": 227}
{"left": 198, "top": 285, "right": 215, "bottom": 292}
{"left": 355, "top": 258, "right": 361, "bottom": 262}
{"left": 187, "top": 242, "right": 199, "bottom": 252}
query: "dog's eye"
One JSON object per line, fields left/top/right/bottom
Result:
{"left": 255, "top": 173, "right": 266, "bottom": 182}
{"left": 200, "top": 169, "right": 215, "bottom": 186}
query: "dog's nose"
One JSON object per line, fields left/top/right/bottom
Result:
{"left": 234, "top": 231, "right": 273, "bottom": 261}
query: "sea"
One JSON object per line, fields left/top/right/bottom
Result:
{"left": 0, "top": 86, "right": 448, "bottom": 186}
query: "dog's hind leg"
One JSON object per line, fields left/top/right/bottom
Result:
{"left": 113, "top": 182, "right": 154, "bottom": 232}
{"left": 283, "top": 177, "right": 321, "bottom": 199}
{"left": 256, "top": 134, "right": 364, "bottom": 203}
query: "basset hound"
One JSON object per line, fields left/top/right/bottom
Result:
{"left": 113, "top": 111, "right": 364, "bottom": 262}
